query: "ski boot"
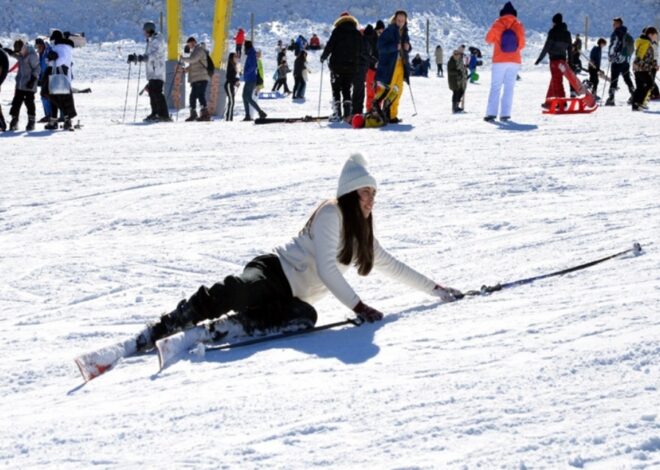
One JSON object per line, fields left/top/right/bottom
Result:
{"left": 26, "top": 116, "right": 35, "bottom": 132}
{"left": 44, "top": 118, "right": 58, "bottom": 130}
{"left": 197, "top": 107, "right": 211, "bottom": 121}
{"left": 136, "top": 299, "right": 200, "bottom": 352}
{"left": 185, "top": 109, "right": 198, "bottom": 122}
{"left": 9, "top": 116, "right": 18, "bottom": 131}
{"left": 329, "top": 101, "right": 342, "bottom": 122}
{"left": 342, "top": 100, "right": 353, "bottom": 124}
{"left": 143, "top": 113, "right": 158, "bottom": 122}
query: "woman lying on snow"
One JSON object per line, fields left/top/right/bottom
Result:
{"left": 137, "top": 154, "right": 462, "bottom": 350}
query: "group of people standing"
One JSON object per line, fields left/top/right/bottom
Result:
{"left": 534, "top": 13, "right": 658, "bottom": 112}
{"left": 320, "top": 10, "right": 410, "bottom": 125}
{"left": 1, "top": 30, "right": 79, "bottom": 132}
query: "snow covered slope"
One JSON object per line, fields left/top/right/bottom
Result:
{"left": 2, "top": 0, "right": 658, "bottom": 42}
{"left": 0, "top": 43, "right": 659, "bottom": 467}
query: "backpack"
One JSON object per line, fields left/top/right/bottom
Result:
{"left": 622, "top": 33, "right": 635, "bottom": 57}
{"left": 500, "top": 28, "right": 519, "bottom": 53}
{"left": 205, "top": 51, "right": 215, "bottom": 77}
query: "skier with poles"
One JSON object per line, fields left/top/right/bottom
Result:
{"left": 129, "top": 154, "right": 464, "bottom": 354}
{"left": 128, "top": 21, "right": 170, "bottom": 122}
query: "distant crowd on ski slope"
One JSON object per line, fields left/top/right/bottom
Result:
{"left": 0, "top": 30, "right": 85, "bottom": 133}
{"left": 2, "top": 3, "right": 658, "bottom": 133}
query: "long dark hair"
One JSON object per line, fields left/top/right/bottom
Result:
{"left": 337, "top": 191, "right": 374, "bottom": 276}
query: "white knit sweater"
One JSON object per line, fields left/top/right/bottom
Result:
{"left": 274, "top": 201, "right": 436, "bottom": 309}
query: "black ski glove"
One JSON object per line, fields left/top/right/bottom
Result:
{"left": 47, "top": 50, "right": 59, "bottom": 61}
{"left": 26, "top": 78, "right": 36, "bottom": 89}
{"left": 127, "top": 53, "right": 137, "bottom": 64}
{"left": 137, "top": 54, "right": 146, "bottom": 62}
{"left": 353, "top": 301, "right": 383, "bottom": 323}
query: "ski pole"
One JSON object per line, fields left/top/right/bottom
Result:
{"left": 317, "top": 61, "right": 324, "bottom": 120}
{"left": 601, "top": 61, "right": 610, "bottom": 102}
{"left": 121, "top": 61, "right": 132, "bottom": 123}
{"left": 203, "top": 317, "right": 363, "bottom": 352}
{"left": 458, "top": 242, "right": 642, "bottom": 299}
{"left": 407, "top": 79, "right": 418, "bottom": 116}
{"left": 133, "top": 60, "right": 142, "bottom": 122}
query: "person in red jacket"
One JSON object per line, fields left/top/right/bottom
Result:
{"left": 484, "top": 2, "right": 525, "bottom": 122}
{"left": 234, "top": 28, "right": 245, "bottom": 58}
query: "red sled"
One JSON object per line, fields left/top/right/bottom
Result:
{"left": 543, "top": 62, "right": 598, "bottom": 114}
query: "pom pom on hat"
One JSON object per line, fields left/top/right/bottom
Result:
{"left": 337, "top": 153, "right": 377, "bottom": 197}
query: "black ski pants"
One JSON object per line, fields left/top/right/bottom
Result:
{"left": 224, "top": 82, "right": 235, "bottom": 121}
{"left": 188, "top": 254, "right": 314, "bottom": 329}
{"left": 331, "top": 72, "right": 354, "bottom": 106}
{"left": 352, "top": 65, "right": 368, "bottom": 115}
{"left": 148, "top": 79, "right": 169, "bottom": 118}
{"left": 292, "top": 75, "right": 305, "bottom": 98}
{"left": 632, "top": 71, "right": 653, "bottom": 108}
{"left": 609, "top": 62, "right": 634, "bottom": 97}
{"left": 189, "top": 80, "right": 208, "bottom": 109}
{"left": 588, "top": 66, "right": 599, "bottom": 94}
{"left": 49, "top": 93, "right": 77, "bottom": 120}
{"left": 10, "top": 90, "right": 36, "bottom": 118}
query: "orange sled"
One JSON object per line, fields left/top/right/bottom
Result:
{"left": 543, "top": 62, "right": 598, "bottom": 114}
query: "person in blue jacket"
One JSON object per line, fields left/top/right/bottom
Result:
{"left": 34, "top": 38, "right": 53, "bottom": 122}
{"left": 587, "top": 38, "right": 607, "bottom": 96}
{"left": 375, "top": 10, "right": 411, "bottom": 123}
{"left": 241, "top": 41, "right": 267, "bottom": 121}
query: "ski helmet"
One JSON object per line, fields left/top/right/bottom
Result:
{"left": 143, "top": 21, "right": 156, "bottom": 34}
{"left": 351, "top": 114, "right": 365, "bottom": 129}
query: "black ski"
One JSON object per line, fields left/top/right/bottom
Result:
{"left": 255, "top": 115, "right": 329, "bottom": 124}
{"left": 460, "top": 242, "right": 642, "bottom": 297}
{"left": 202, "top": 318, "right": 363, "bottom": 352}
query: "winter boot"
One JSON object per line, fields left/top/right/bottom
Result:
{"left": 258, "top": 110, "right": 267, "bottom": 120}
{"left": 143, "top": 113, "right": 158, "bottom": 122}
{"left": 9, "top": 116, "right": 18, "bottom": 131}
{"left": 136, "top": 299, "right": 200, "bottom": 351}
{"left": 605, "top": 92, "right": 615, "bottom": 106}
{"left": 26, "top": 116, "right": 35, "bottom": 132}
{"left": 0, "top": 111, "right": 6, "bottom": 131}
{"left": 342, "top": 100, "right": 353, "bottom": 123}
{"left": 44, "top": 118, "right": 58, "bottom": 130}
{"left": 63, "top": 118, "right": 74, "bottom": 131}
{"left": 452, "top": 102, "right": 464, "bottom": 114}
{"left": 185, "top": 108, "right": 198, "bottom": 122}
{"left": 197, "top": 107, "right": 211, "bottom": 121}
{"left": 38, "top": 116, "right": 49, "bottom": 123}
{"left": 329, "top": 101, "right": 342, "bottom": 122}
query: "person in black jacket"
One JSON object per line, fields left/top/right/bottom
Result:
{"left": 0, "top": 44, "right": 8, "bottom": 131}
{"left": 535, "top": 13, "right": 572, "bottom": 106}
{"left": 292, "top": 50, "right": 307, "bottom": 99}
{"left": 320, "top": 12, "right": 362, "bottom": 122}
{"left": 365, "top": 21, "right": 384, "bottom": 113}
{"left": 352, "top": 25, "right": 373, "bottom": 116}
{"left": 224, "top": 52, "right": 239, "bottom": 121}
{"left": 606, "top": 17, "right": 636, "bottom": 106}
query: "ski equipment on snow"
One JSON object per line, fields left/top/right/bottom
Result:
{"left": 458, "top": 242, "right": 642, "bottom": 298}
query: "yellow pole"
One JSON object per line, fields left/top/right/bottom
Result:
{"left": 167, "top": 0, "right": 181, "bottom": 61}
{"left": 211, "top": 0, "right": 232, "bottom": 68}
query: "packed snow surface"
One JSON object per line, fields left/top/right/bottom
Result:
{"left": 1, "top": 41, "right": 659, "bottom": 468}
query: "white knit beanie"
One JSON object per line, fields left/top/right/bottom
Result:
{"left": 336, "top": 153, "right": 377, "bottom": 197}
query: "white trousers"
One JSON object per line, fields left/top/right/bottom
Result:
{"left": 486, "top": 62, "right": 520, "bottom": 118}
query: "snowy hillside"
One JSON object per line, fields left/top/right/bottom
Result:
{"left": 1, "top": 31, "right": 660, "bottom": 467}
{"left": 2, "top": 0, "right": 659, "bottom": 43}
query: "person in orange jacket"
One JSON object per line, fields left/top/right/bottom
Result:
{"left": 484, "top": 2, "right": 525, "bottom": 122}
